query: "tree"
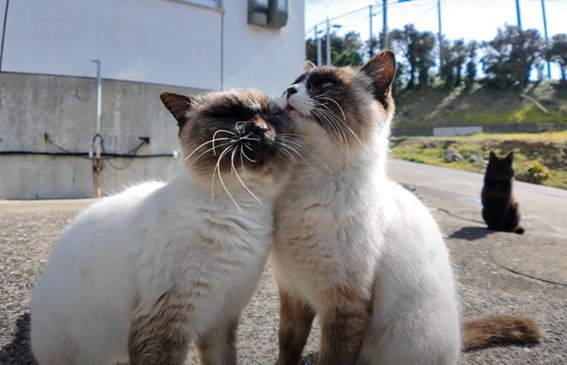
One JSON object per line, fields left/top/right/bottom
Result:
{"left": 440, "top": 39, "right": 475, "bottom": 89}
{"left": 305, "top": 31, "right": 364, "bottom": 67}
{"left": 548, "top": 33, "right": 567, "bottom": 82}
{"left": 465, "top": 41, "right": 478, "bottom": 90}
{"left": 482, "top": 25, "right": 544, "bottom": 88}
{"left": 390, "top": 25, "right": 436, "bottom": 89}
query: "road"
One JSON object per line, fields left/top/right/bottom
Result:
{"left": 0, "top": 160, "right": 565, "bottom": 364}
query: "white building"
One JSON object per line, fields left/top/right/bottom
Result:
{"left": 0, "top": 0, "right": 305, "bottom": 199}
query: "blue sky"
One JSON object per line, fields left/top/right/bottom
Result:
{"left": 305, "top": 0, "right": 567, "bottom": 78}
{"left": 306, "top": 0, "right": 566, "bottom": 42}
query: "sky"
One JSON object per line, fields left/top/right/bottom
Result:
{"left": 305, "top": 0, "right": 567, "bottom": 78}
{"left": 305, "top": 0, "right": 567, "bottom": 41}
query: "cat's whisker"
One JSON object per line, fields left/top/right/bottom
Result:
{"left": 189, "top": 142, "right": 232, "bottom": 167}
{"left": 318, "top": 101, "right": 365, "bottom": 149}
{"left": 215, "top": 146, "right": 242, "bottom": 212}
{"left": 184, "top": 138, "right": 231, "bottom": 161}
{"left": 313, "top": 108, "right": 350, "bottom": 157}
{"left": 238, "top": 137, "right": 262, "bottom": 143}
{"left": 231, "top": 148, "right": 263, "bottom": 205}
{"left": 212, "top": 129, "right": 235, "bottom": 155}
{"left": 239, "top": 145, "right": 251, "bottom": 180}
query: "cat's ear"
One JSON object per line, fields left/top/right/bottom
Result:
{"left": 160, "top": 92, "right": 194, "bottom": 128}
{"left": 489, "top": 151, "right": 496, "bottom": 160}
{"left": 360, "top": 51, "right": 396, "bottom": 101}
{"left": 304, "top": 61, "right": 316, "bottom": 72}
{"left": 505, "top": 152, "right": 514, "bottom": 162}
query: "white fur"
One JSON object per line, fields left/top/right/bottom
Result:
{"left": 31, "top": 169, "right": 283, "bottom": 365}
{"left": 272, "top": 86, "right": 460, "bottom": 364}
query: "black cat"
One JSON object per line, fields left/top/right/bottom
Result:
{"left": 481, "top": 151, "right": 525, "bottom": 234}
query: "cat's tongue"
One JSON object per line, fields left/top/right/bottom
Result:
{"left": 285, "top": 105, "right": 304, "bottom": 120}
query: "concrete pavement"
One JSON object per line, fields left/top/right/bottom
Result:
{"left": 0, "top": 160, "right": 565, "bottom": 364}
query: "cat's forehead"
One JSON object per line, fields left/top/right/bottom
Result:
{"left": 197, "top": 90, "right": 274, "bottom": 114}
{"left": 292, "top": 66, "right": 355, "bottom": 85}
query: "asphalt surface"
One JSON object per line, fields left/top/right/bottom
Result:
{"left": 0, "top": 159, "right": 565, "bottom": 365}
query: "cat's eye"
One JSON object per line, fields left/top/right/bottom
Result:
{"left": 320, "top": 81, "right": 334, "bottom": 89}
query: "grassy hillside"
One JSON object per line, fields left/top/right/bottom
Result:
{"left": 391, "top": 131, "right": 567, "bottom": 190}
{"left": 393, "top": 82, "right": 567, "bottom": 128}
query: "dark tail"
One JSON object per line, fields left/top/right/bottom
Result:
{"left": 514, "top": 225, "right": 525, "bottom": 235}
{"left": 461, "top": 316, "right": 543, "bottom": 351}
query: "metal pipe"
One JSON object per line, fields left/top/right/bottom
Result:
{"left": 90, "top": 59, "right": 102, "bottom": 197}
{"left": 316, "top": 25, "right": 322, "bottom": 66}
{"left": 326, "top": 17, "right": 331, "bottom": 65}
{"left": 515, "top": 0, "right": 522, "bottom": 30}
{"left": 541, "top": 0, "right": 551, "bottom": 79}
{"left": 437, "top": 0, "right": 443, "bottom": 69}
{"left": 382, "top": 0, "right": 388, "bottom": 49}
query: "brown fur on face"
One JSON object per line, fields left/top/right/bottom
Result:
{"left": 462, "top": 316, "right": 543, "bottom": 350}
{"left": 285, "top": 51, "right": 396, "bottom": 149}
{"left": 160, "top": 89, "right": 296, "bottom": 178}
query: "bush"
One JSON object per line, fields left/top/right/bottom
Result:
{"left": 517, "top": 161, "right": 550, "bottom": 184}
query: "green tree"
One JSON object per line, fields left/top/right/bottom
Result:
{"left": 440, "top": 39, "right": 476, "bottom": 89}
{"left": 482, "top": 25, "right": 544, "bottom": 88}
{"left": 548, "top": 33, "right": 567, "bottom": 82}
{"left": 390, "top": 25, "right": 436, "bottom": 89}
{"left": 305, "top": 31, "right": 364, "bottom": 67}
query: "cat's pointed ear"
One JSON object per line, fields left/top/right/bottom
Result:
{"left": 360, "top": 51, "right": 396, "bottom": 101}
{"left": 304, "top": 61, "right": 316, "bottom": 72}
{"left": 505, "top": 151, "right": 514, "bottom": 162}
{"left": 489, "top": 151, "right": 496, "bottom": 160}
{"left": 160, "top": 92, "right": 194, "bottom": 128}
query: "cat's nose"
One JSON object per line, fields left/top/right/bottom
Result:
{"left": 286, "top": 86, "right": 298, "bottom": 99}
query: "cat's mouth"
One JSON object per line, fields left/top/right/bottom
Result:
{"left": 285, "top": 104, "right": 304, "bottom": 119}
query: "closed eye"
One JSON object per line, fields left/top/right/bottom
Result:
{"left": 320, "top": 81, "right": 334, "bottom": 89}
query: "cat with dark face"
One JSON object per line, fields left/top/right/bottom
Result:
{"left": 481, "top": 151, "right": 525, "bottom": 234}
{"left": 271, "top": 52, "right": 541, "bottom": 365}
{"left": 31, "top": 89, "right": 297, "bottom": 365}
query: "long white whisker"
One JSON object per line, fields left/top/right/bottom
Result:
{"left": 184, "top": 138, "right": 231, "bottom": 161}
{"left": 189, "top": 142, "right": 232, "bottom": 167}
{"left": 212, "top": 129, "right": 235, "bottom": 155}
{"left": 215, "top": 146, "right": 242, "bottom": 211}
{"left": 231, "top": 148, "right": 263, "bottom": 205}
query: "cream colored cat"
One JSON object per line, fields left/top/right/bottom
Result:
{"left": 271, "top": 52, "right": 542, "bottom": 365}
{"left": 30, "top": 89, "right": 297, "bottom": 365}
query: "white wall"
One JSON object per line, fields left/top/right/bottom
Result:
{"left": 1, "top": 0, "right": 305, "bottom": 95}
{"left": 2, "top": 0, "right": 222, "bottom": 90}
{"left": 222, "top": 0, "right": 306, "bottom": 96}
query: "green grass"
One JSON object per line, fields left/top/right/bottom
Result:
{"left": 394, "top": 82, "right": 567, "bottom": 128}
{"left": 391, "top": 131, "right": 567, "bottom": 189}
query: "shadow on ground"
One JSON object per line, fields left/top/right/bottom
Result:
{"left": 449, "top": 226, "right": 494, "bottom": 241}
{"left": 0, "top": 312, "right": 37, "bottom": 365}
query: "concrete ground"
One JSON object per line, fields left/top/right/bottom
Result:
{"left": 0, "top": 159, "right": 565, "bottom": 365}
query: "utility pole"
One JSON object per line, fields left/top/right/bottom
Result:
{"left": 326, "top": 16, "right": 331, "bottom": 65}
{"left": 541, "top": 0, "right": 551, "bottom": 79}
{"left": 369, "top": 4, "right": 373, "bottom": 56}
{"left": 437, "top": 0, "right": 443, "bottom": 69}
{"left": 382, "top": 0, "right": 388, "bottom": 49}
{"left": 315, "top": 25, "right": 322, "bottom": 66}
{"left": 515, "top": 0, "right": 522, "bottom": 30}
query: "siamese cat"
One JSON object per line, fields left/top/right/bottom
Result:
{"left": 30, "top": 89, "right": 297, "bottom": 365}
{"left": 271, "top": 52, "right": 542, "bottom": 365}
{"left": 482, "top": 151, "right": 525, "bottom": 234}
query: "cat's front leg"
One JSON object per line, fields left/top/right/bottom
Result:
{"left": 196, "top": 317, "right": 238, "bottom": 365}
{"left": 128, "top": 293, "right": 191, "bottom": 365}
{"left": 316, "top": 289, "right": 372, "bottom": 365}
{"left": 275, "top": 289, "right": 316, "bottom": 365}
